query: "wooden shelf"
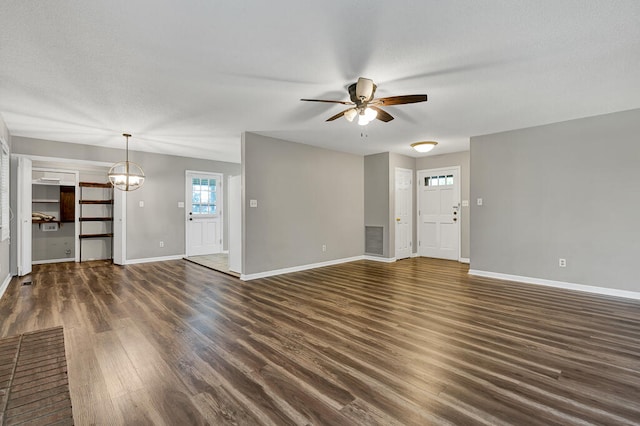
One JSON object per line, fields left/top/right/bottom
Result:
{"left": 79, "top": 200, "right": 113, "bottom": 205}
{"left": 79, "top": 182, "right": 112, "bottom": 188}
{"left": 32, "top": 220, "right": 60, "bottom": 225}
{"left": 79, "top": 233, "right": 114, "bottom": 239}
{"left": 79, "top": 182, "right": 114, "bottom": 263}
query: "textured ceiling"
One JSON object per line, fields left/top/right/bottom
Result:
{"left": 1, "top": 1, "right": 640, "bottom": 163}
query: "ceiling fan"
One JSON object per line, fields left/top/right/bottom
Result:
{"left": 301, "top": 77, "right": 427, "bottom": 125}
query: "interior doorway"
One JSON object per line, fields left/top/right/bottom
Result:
{"left": 14, "top": 155, "right": 125, "bottom": 276}
{"left": 417, "top": 166, "right": 461, "bottom": 260}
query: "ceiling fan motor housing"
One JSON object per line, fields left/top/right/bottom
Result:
{"left": 355, "top": 77, "right": 376, "bottom": 102}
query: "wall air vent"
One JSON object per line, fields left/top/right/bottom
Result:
{"left": 365, "top": 226, "right": 384, "bottom": 256}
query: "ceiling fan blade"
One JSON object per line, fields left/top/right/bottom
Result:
{"left": 369, "top": 106, "right": 394, "bottom": 122}
{"left": 300, "top": 98, "right": 354, "bottom": 105}
{"left": 326, "top": 108, "right": 353, "bottom": 122}
{"left": 376, "top": 94, "right": 428, "bottom": 106}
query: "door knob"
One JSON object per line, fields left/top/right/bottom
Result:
{"left": 189, "top": 218, "right": 193, "bottom": 221}
{"left": 453, "top": 217, "right": 457, "bottom": 222}
{"left": 396, "top": 218, "right": 401, "bottom": 222}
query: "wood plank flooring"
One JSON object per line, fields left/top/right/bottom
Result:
{"left": 0, "top": 258, "right": 639, "bottom": 425}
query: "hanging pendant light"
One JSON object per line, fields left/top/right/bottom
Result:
{"left": 108, "top": 133, "right": 145, "bottom": 191}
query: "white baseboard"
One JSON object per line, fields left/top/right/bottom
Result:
{"left": 364, "top": 255, "right": 396, "bottom": 263}
{"left": 468, "top": 269, "right": 640, "bottom": 300}
{"left": 125, "top": 254, "right": 186, "bottom": 265}
{"left": 32, "top": 257, "right": 75, "bottom": 265}
{"left": 0, "top": 273, "right": 12, "bottom": 301}
{"left": 459, "top": 257, "right": 470, "bottom": 264}
{"left": 411, "top": 252, "right": 419, "bottom": 258}
{"left": 222, "top": 250, "right": 229, "bottom": 254}
{"left": 241, "top": 255, "right": 365, "bottom": 281}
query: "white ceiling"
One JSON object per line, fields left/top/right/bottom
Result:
{"left": 2, "top": 1, "right": 640, "bottom": 164}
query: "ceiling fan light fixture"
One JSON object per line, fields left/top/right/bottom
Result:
{"left": 411, "top": 141, "right": 438, "bottom": 153}
{"left": 344, "top": 108, "right": 357, "bottom": 122}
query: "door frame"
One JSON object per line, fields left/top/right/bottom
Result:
{"left": 394, "top": 167, "right": 413, "bottom": 260}
{"left": 31, "top": 166, "right": 80, "bottom": 264}
{"left": 13, "top": 154, "right": 126, "bottom": 272}
{"left": 185, "top": 170, "right": 224, "bottom": 257}
{"left": 16, "top": 156, "right": 32, "bottom": 276}
{"left": 416, "top": 166, "right": 461, "bottom": 261}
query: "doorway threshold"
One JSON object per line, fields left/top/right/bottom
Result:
{"left": 185, "top": 253, "right": 240, "bottom": 278}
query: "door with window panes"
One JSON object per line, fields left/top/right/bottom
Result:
{"left": 417, "top": 167, "right": 460, "bottom": 260}
{"left": 186, "top": 172, "right": 223, "bottom": 256}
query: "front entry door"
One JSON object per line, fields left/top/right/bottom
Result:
{"left": 418, "top": 167, "right": 460, "bottom": 260}
{"left": 395, "top": 168, "right": 413, "bottom": 260}
{"left": 186, "top": 171, "right": 223, "bottom": 256}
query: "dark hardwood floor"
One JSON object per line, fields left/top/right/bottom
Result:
{"left": 1, "top": 258, "right": 639, "bottom": 425}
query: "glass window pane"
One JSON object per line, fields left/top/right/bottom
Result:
{"left": 424, "top": 177, "right": 430, "bottom": 186}
{"left": 446, "top": 175, "right": 454, "bottom": 185}
{"left": 439, "top": 175, "right": 445, "bottom": 185}
{"left": 432, "top": 176, "right": 438, "bottom": 186}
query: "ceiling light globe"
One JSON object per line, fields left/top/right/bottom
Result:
{"left": 358, "top": 114, "right": 370, "bottom": 126}
{"left": 108, "top": 161, "right": 145, "bottom": 191}
{"left": 344, "top": 109, "right": 357, "bottom": 122}
{"left": 364, "top": 107, "right": 377, "bottom": 121}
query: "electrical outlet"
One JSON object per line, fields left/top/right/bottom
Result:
{"left": 322, "top": 244, "right": 327, "bottom": 252}
{"left": 159, "top": 241, "right": 165, "bottom": 248}
{"left": 559, "top": 258, "right": 566, "bottom": 267}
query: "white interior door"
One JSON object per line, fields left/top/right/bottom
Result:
{"left": 228, "top": 175, "right": 242, "bottom": 273}
{"left": 17, "top": 156, "right": 32, "bottom": 276}
{"left": 418, "top": 167, "right": 460, "bottom": 260}
{"left": 186, "top": 171, "right": 223, "bottom": 256}
{"left": 395, "top": 168, "right": 412, "bottom": 260}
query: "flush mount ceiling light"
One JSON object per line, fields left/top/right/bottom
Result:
{"left": 411, "top": 141, "right": 438, "bottom": 153}
{"left": 108, "top": 133, "right": 145, "bottom": 191}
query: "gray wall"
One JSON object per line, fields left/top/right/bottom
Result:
{"left": 242, "top": 132, "right": 364, "bottom": 275}
{"left": 0, "top": 115, "right": 10, "bottom": 280}
{"left": 470, "top": 108, "right": 640, "bottom": 292}
{"left": 11, "top": 136, "right": 240, "bottom": 262}
{"left": 364, "top": 152, "right": 390, "bottom": 257}
{"left": 416, "top": 151, "right": 470, "bottom": 259}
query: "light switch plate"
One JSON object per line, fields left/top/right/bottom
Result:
{"left": 139, "top": 200, "right": 144, "bottom": 208}
{"left": 462, "top": 200, "right": 469, "bottom": 207}
{"left": 249, "top": 199, "right": 258, "bottom": 208}
{"left": 477, "top": 198, "right": 483, "bottom": 206}
{"left": 178, "top": 201, "right": 184, "bottom": 208}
